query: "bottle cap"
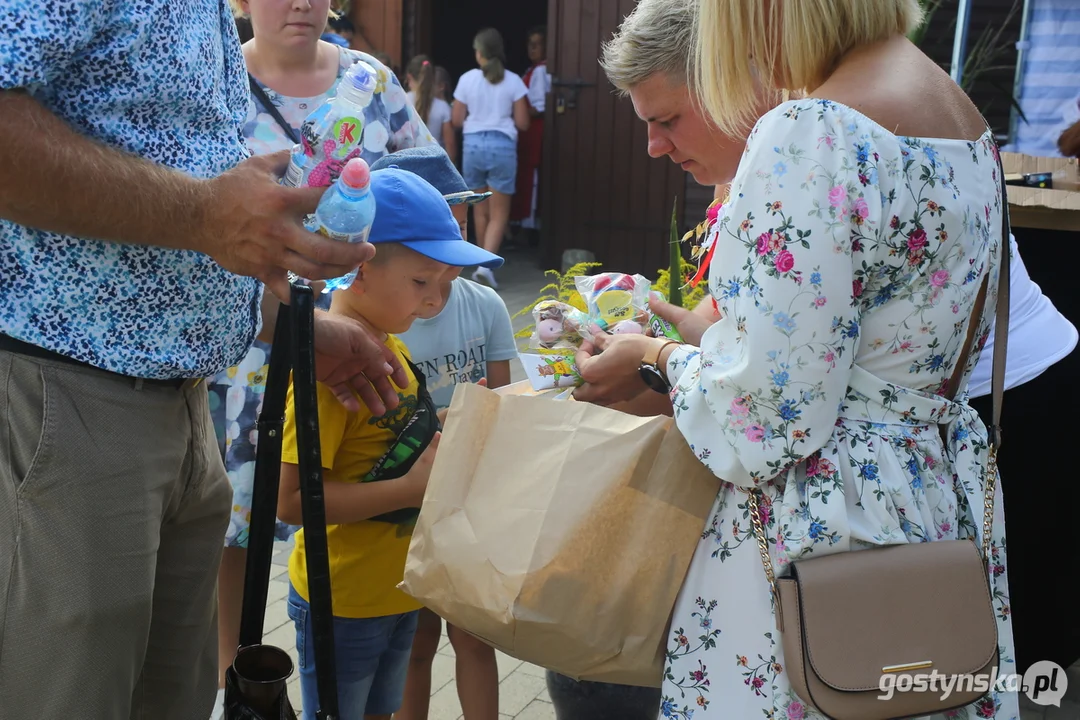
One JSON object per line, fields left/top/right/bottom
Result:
{"left": 340, "top": 158, "right": 371, "bottom": 189}
{"left": 346, "top": 60, "right": 377, "bottom": 95}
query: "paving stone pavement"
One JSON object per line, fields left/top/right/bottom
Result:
{"left": 267, "top": 542, "right": 557, "bottom": 720}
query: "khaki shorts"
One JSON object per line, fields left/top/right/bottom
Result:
{"left": 0, "top": 349, "right": 231, "bottom": 719}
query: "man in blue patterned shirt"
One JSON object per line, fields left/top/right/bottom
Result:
{"left": 0, "top": 2, "right": 415, "bottom": 717}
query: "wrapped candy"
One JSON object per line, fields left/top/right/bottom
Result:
{"left": 645, "top": 291, "right": 684, "bottom": 342}
{"left": 573, "top": 273, "right": 652, "bottom": 341}
{"left": 528, "top": 300, "right": 590, "bottom": 350}
{"left": 520, "top": 300, "right": 589, "bottom": 391}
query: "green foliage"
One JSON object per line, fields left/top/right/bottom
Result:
{"left": 653, "top": 256, "right": 707, "bottom": 310}
{"left": 668, "top": 199, "right": 683, "bottom": 309}
{"left": 907, "top": 0, "right": 1027, "bottom": 125}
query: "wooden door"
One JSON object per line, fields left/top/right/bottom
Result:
{"left": 348, "top": 0, "right": 404, "bottom": 68}
{"left": 540, "top": 0, "right": 688, "bottom": 276}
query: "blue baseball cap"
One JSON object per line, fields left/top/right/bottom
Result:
{"left": 368, "top": 167, "right": 504, "bottom": 269}
{"left": 370, "top": 146, "right": 491, "bottom": 205}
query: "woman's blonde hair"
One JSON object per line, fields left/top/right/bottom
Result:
{"left": 692, "top": 0, "right": 924, "bottom": 136}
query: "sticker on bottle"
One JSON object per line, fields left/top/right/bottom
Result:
{"left": 334, "top": 116, "right": 363, "bottom": 154}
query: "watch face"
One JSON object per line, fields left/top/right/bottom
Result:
{"left": 639, "top": 365, "right": 670, "bottom": 393}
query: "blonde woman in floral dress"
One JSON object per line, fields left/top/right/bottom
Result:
{"left": 574, "top": 1, "right": 1019, "bottom": 718}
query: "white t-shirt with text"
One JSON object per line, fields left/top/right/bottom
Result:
{"left": 453, "top": 67, "right": 528, "bottom": 141}
{"left": 398, "top": 278, "right": 518, "bottom": 410}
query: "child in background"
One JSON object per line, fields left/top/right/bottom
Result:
{"left": 406, "top": 55, "right": 457, "bottom": 163}
{"left": 373, "top": 146, "right": 516, "bottom": 720}
{"left": 279, "top": 167, "right": 504, "bottom": 720}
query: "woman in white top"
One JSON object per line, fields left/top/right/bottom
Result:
{"left": 967, "top": 232, "right": 1080, "bottom": 673}
{"left": 453, "top": 28, "right": 531, "bottom": 288}
{"left": 406, "top": 54, "right": 456, "bottom": 164}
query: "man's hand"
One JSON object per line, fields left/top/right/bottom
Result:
{"left": 647, "top": 292, "right": 720, "bottom": 347}
{"left": 0, "top": 94, "right": 374, "bottom": 300}
{"left": 313, "top": 311, "right": 410, "bottom": 416}
{"left": 199, "top": 151, "right": 376, "bottom": 302}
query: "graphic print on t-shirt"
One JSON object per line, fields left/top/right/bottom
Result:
{"left": 412, "top": 333, "right": 489, "bottom": 397}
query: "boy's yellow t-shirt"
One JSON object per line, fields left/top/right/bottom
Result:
{"left": 281, "top": 334, "right": 423, "bottom": 619}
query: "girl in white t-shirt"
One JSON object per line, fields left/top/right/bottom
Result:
{"left": 406, "top": 54, "right": 457, "bottom": 164}
{"left": 452, "top": 28, "right": 531, "bottom": 288}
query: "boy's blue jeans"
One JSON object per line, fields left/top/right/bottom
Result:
{"left": 287, "top": 585, "right": 419, "bottom": 719}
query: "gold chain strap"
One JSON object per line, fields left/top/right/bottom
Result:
{"left": 746, "top": 488, "right": 779, "bottom": 607}
{"left": 981, "top": 444, "right": 998, "bottom": 563}
{"left": 747, "top": 444, "right": 999, "bottom": 601}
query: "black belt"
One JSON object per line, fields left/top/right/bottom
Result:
{"left": 0, "top": 333, "right": 197, "bottom": 390}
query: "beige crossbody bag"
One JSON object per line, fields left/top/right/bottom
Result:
{"left": 745, "top": 149, "right": 1011, "bottom": 720}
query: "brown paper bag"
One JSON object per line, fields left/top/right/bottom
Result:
{"left": 398, "top": 382, "right": 720, "bottom": 687}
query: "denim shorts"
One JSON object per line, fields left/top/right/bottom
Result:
{"left": 462, "top": 130, "right": 518, "bottom": 195}
{"left": 287, "top": 585, "right": 419, "bottom": 719}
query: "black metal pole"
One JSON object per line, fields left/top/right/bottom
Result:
{"left": 290, "top": 284, "right": 341, "bottom": 720}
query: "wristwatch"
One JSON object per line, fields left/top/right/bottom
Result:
{"left": 639, "top": 340, "right": 679, "bottom": 394}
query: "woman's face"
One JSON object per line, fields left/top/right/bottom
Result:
{"left": 629, "top": 72, "right": 765, "bottom": 187}
{"left": 527, "top": 33, "right": 545, "bottom": 64}
{"left": 244, "top": 0, "right": 330, "bottom": 48}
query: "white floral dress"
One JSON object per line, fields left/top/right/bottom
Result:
{"left": 661, "top": 99, "right": 1018, "bottom": 720}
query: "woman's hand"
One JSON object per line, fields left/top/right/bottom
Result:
{"left": 572, "top": 330, "right": 664, "bottom": 406}
{"left": 648, "top": 292, "right": 720, "bottom": 347}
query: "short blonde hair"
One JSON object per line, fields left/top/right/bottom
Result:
{"left": 692, "top": 0, "right": 924, "bottom": 136}
{"left": 600, "top": 0, "right": 697, "bottom": 95}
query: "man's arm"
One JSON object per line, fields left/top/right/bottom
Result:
{"left": 0, "top": 91, "right": 373, "bottom": 301}
{"left": 0, "top": 91, "right": 209, "bottom": 251}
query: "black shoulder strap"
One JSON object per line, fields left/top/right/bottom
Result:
{"left": 238, "top": 304, "right": 294, "bottom": 649}
{"left": 290, "top": 285, "right": 340, "bottom": 720}
{"left": 248, "top": 73, "right": 301, "bottom": 145}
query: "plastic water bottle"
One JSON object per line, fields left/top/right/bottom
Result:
{"left": 281, "top": 150, "right": 306, "bottom": 188}
{"left": 298, "top": 60, "right": 378, "bottom": 188}
{"left": 308, "top": 157, "right": 376, "bottom": 292}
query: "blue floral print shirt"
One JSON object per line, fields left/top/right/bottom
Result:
{"left": 0, "top": 1, "right": 258, "bottom": 379}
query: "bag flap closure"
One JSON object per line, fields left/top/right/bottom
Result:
{"left": 791, "top": 540, "right": 998, "bottom": 691}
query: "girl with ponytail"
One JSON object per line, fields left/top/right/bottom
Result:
{"left": 451, "top": 28, "right": 531, "bottom": 288}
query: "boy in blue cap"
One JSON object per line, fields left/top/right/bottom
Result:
{"left": 371, "top": 146, "right": 515, "bottom": 720}
{"left": 277, "top": 166, "right": 503, "bottom": 720}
